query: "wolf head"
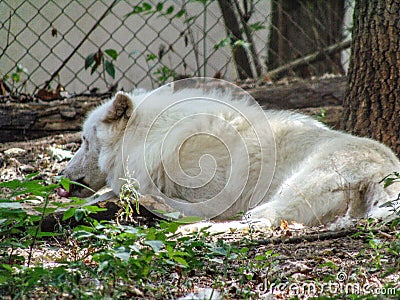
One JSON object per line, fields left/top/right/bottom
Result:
{"left": 59, "top": 92, "right": 134, "bottom": 198}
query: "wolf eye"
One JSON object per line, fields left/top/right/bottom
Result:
{"left": 82, "top": 136, "right": 89, "bottom": 148}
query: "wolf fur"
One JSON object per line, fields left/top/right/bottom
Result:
{"left": 60, "top": 87, "right": 400, "bottom": 227}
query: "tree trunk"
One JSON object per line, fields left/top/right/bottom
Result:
{"left": 267, "top": 0, "right": 345, "bottom": 78}
{"left": 0, "top": 97, "right": 101, "bottom": 142}
{"left": 217, "top": 0, "right": 254, "bottom": 79}
{"left": 342, "top": 0, "right": 400, "bottom": 157}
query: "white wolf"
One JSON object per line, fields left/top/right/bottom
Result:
{"left": 60, "top": 82, "right": 400, "bottom": 227}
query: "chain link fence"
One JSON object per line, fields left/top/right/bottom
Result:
{"left": 0, "top": 0, "right": 353, "bottom": 95}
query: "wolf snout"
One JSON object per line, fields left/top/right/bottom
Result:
{"left": 57, "top": 168, "right": 87, "bottom": 197}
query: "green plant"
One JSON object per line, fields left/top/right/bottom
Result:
{"left": 380, "top": 171, "right": 400, "bottom": 189}
{"left": 131, "top": 50, "right": 178, "bottom": 87}
{"left": 153, "top": 65, "right": 177, "bottom": 85}
{"left": 315, "top": 108, "right": 327, "bottom": 124}
{"left": 125, "top": 2, "right": 185, "bottom": 18}
{"left": 379, "top": 171, "right": 400, "bottom": 216}
{"left": 2, "top": 167, "right": 400, "bottom": 299}
{"left": 1, "top": 64, "right": 29, "bottom": 95}
{"left": 85, "top": 48, "right": 119, "bottom": 87}
{"left": 214, "top": 34, "right": 251, "bottom": 51}
{"left": 125, "top": 1, "right": 208, "bottom": 82}
{"left": 0, "top": 175, "right": 197, "bottom": 296}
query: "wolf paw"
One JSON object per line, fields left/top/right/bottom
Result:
{"left": 176, "top": 218, "right": 272, "bottom": 234}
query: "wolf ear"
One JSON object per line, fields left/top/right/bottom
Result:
{"left": 103, "top": 92, "right": 134, "bottom": 123}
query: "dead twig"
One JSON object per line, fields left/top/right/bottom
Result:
{"left": 256, "top": 228, "right": 380, "bottom": 245}
{"left": 0, "top": 12, "right": 12, "bottom": 59}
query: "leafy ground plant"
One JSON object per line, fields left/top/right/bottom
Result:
{"left": 0, "top": 170, "right": 399, "bottom": 299}
{"left": 0, "top": 174, "right": 280, "bottom": 298}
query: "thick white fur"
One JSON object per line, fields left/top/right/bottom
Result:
{"left": 62, "top": 88, "right": 400, "bottom": 227}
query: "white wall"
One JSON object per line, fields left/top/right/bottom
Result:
{"left": 0, "top": 0, "right": 352, "bottom": 94}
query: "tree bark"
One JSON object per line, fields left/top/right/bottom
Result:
{"left": 267, "top": 0, "right": 345, "bottom": 78}
{"left": 342, "top": 0, "right": 400, "bottom": 157}
{"left": 0, "top": 97, "right": 101, "bottom": 142}
{"left": 248, "top": 76, "right": 345, "bottom": 109}
{"left": 217, "top": 0, "right": 254, "bottom": 79}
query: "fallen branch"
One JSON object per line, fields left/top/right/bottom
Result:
{"left": 0, "top": 97, "right": 101, "bottom": 142}
{"left": 261, "top": 39, "right": 351, "bottom": 81}
{"left": 1, "top": 76, "right": 346, "bottom": 142}
{"left": 256, "top": 227, "right": 380, "bottom": 245}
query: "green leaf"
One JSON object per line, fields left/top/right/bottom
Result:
{"left": 174, "top": 9, "right": 186, "bottom": 18}
{"left": 69, "top": 180, "right": 95, "bottom": 193}
{"left": 90, "top": 63, "right": 99, "bottom": 75}
{"left": 173, "top": 256, "right": 189, "bottom": 267}
{"left": 114, "top": 247, "right": 131, "bottom": 261}
{"left": 176, "top": 216, "right": 203, "bottom": 224}
{"left": 214, "top": 36, "right": 232, "bottom": 50}
{"left": 160, "top": 211, "right": 180, "bottom": 220}
{"left": 209, "top": 257, "right": 224, "bottom": 264}
{"left": 96, "top": 234, "right": 109, "bottom": 240}
{"left": 105, "top": 60, "right": 115, "bottom": 78}
{"left": 85, "top": 53, "right": 95, "bottom": 69}
{"left": 74, "top": 208, "right": 85, "bottom": 221}
{"left": 74, "top": 225, "right": 94, "bottom": 232}
{"left": 379, "top": 200, "right": 395, "bottom": 208}
{"left": 0, "top": 202, "right": 22, "bottom": 209}
{"left": 211, "top": 246, "right": 228, "bottom": 256}
{"left": 26, "top": 172, "right": 39, "bottom": 179}
{"left": 105, "top": 49, "right": 118, "bottom": 60}
{"left": 75, "top": 231, "right": 95, "bottom": 240}
{"left": 83, "top": 205, "right": 107, "bottom": 213}
{"left": 184, "top": 16, "right": 195, "bottom": 24}
{"left": 98, "top": 260, "right": 109, "bottom": 272}
{"left": 34, "top": 231, "right": 61, "bottom": 238}
{"left": 156, "top": 2, "right": 163, "bottom": 12}
{"left": 130, "top": 244, "right": 141, "bottom": 253}
{"left": 165, "top": 6, "right": 174, "bottom": 14}
{"left": 142, "top": 2, "right": 152, "bottom": 11}
{"left": 62, "top": 207, "right": 76, "bottom": 221}
{"left": 34, "top": 206, "right": 57, "bottom": 215}
{"left": 1, "top": 264, "right": 14, "bottom": 272}
{"left": 144, "top": 240, "right": 164, "bottom": 253}
{"left": 11, "top": 73, "right": 20, "bottom": 83}
{"left": 162, "top": 221, "right": 180, "bottom": 233}
{"left": 249, "top": 21, "right": 266, "bottom": 32}
{"left": 146, "top": 53, "right": 157, "bottom": 62}
{"left": 60, "top": 177, "right": 70, "bottom": 192}
{"left": 0, "top": 179, "right": 22, "bottom": 189}
{"left": 233, "top": 40, "right": 251, "bottom": 48}
{"left": 133, "top": 6, "right": 143, "bottom": 14}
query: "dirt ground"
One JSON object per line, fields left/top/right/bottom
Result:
{"left": 1, "top": 133, "right": 399, "bottom": 299}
